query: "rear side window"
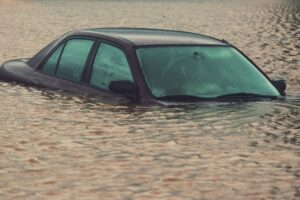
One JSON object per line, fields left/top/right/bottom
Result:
{"left": 41, "top": 38, "right": 94, "bottom": 82}
{"left": 41, "top": 44, "right": 64, "bottom": 74}
{"left": 90, "top": 43, "right": 133, "bottom": 90}
{"left": 56, "top": 39, "right": 93, "bottom": 81}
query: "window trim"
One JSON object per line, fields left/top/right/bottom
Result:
{"left": 53, "top": 42, "right": 67, "bottom": 75}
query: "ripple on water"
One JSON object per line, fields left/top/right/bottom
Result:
{"left": 0, "top": 0, "right": 300, "bottom": 199}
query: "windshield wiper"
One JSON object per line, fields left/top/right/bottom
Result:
{"left": 216, "top": 93, "right": 277, "bottom": 100}
{"left": 157, "top": 95, "right": 210, "bottom": 102}
{"left": 157, "top": 93, "right": 278, "bottom": 102}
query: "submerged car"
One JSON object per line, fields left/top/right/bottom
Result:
{"left": 0, "top": 28, "right": 286, "bottom": 105}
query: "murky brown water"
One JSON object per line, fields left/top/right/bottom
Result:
{"left": 0, "top": 0, "right": 299, "bottom": 199}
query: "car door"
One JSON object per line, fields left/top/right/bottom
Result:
{"left": 33, "top": 37, "right": 95, "bottom": 93}
{"left": 79, "top": 41, "right": 136, "bottom": 102}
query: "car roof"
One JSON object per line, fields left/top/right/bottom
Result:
{"left": 72, "top": 28, "right": 228, "bottom": 46}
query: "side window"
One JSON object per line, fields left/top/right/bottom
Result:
{"left": 90, "top": 43, "right": 133, "bottom": 90}
{"left": 41, "top": 44, "right": 64, "bottom": 74}
{"left": 56, "top": 39, "right": 93, "bottom": 81}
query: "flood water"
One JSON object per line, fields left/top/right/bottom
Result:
{"left": 0, "top": 0, "right": 299, "bottom": 199}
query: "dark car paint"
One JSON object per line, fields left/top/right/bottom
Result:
{"left": 0, "top": 28, "right": 284, "bottom": 105}
{"left": 0, "top": 59, "right": 33, "bottom": 84}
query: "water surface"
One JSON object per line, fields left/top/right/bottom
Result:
{"left": 0, "top": 0, "right": 299, "bottom": 199}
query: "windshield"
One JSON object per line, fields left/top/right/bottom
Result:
{"left": 136, "top": 46, "right": 280, "bottom": 99}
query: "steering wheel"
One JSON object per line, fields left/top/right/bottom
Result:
{"left": 161, "top": 57, "right": 189, "bottom": 83}
{"left": 160, "top": 57, "right": 199, "bottom": 96}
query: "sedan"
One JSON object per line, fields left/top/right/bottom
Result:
{"left": 0, "top": 28, "right": 286, "bottom": 105}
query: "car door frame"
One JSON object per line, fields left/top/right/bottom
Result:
{"left": 78, "top": 37, "right": 140, "bottom": 103}
{"left": 33, "top": 35, "right": 98, "bottom": 94}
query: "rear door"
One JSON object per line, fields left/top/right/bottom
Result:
{"left": 34, "top": 37, "right": 95, "bottom": 93}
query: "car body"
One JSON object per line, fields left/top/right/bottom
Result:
{"left": 0, "top": 28, "right": 286, "bottom": 105}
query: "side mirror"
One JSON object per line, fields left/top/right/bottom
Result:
{"left": 109, "top": 80, "right": 137, "bottom": 100}
{"left": 271, "top": 79, "right": 286, "bottom": 95}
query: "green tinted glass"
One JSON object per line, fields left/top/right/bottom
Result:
{"left": 56, "top": 39, "right": 93, "bottom": 81}
{"left": 90, "top": 43, "right": 133, "bottom": 90}
{"left": 41, "top": 44, "right": 63, "bottom": 74}
{"left": 136, "top": 46, "right": 279, "bottom": 98}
